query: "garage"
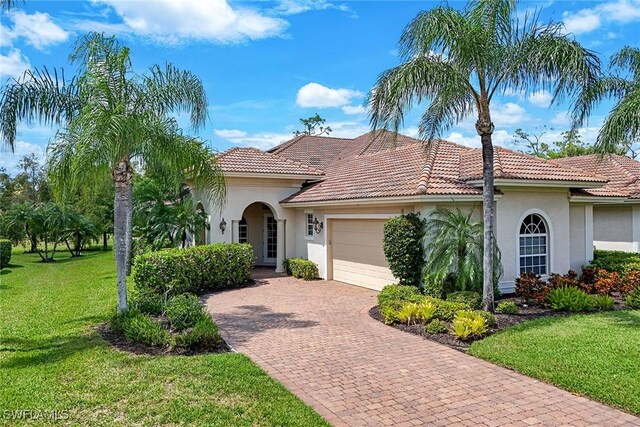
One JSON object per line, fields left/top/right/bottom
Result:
{"left": 330, "top": 219, "right": 396, "bottom": 290}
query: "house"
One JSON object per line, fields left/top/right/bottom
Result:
{"left": 192, "top": 131, "right": 609, "bottom": 293}
{"left": 554, "top": 154, "right": 640, "bottom": 253}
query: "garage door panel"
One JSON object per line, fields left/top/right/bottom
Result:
{"left": 331, "top": 219, "right": 395, "bottom": 290}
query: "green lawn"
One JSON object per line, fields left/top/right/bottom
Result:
{"left": 469, "top": 311, "right": 640, "bottom": 415}
{"left": 0, "top": 251, "right": 328, "bottom": 426}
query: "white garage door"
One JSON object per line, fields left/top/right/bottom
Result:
{"left": 331, "top": 219, "right": 396, "bottom": 291}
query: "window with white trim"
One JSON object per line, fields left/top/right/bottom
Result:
{"left": 518, "top": 213, "right": 548, "bottom": 275}
{"left": 306, "top": 213, "right": 314, "bottom": 237}
{"left": 239, "top": 217, "right": 248, "bottom": 244}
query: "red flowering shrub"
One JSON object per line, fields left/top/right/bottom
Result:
{"left": 515, "top": 272, "right": 545, "bottom": 303}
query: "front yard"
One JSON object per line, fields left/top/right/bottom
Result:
{"left": 0, "top": 251, "right": 328, "bottom": 426}
{"left": 468, "top": 311, "right": 640, "bottom": 415}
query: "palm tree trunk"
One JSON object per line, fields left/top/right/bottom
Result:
{"left": 477, "top": 115, "right": 495, "bottom": 312}
{"left": 113, "top": 160, "right": 133, "bottom": 314}
{"left": 125, "top": 184, "right": 133, "bottom": 275}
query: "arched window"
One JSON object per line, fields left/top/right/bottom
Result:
{"left": 518, "top": 213, "right": 548, "bottom": 275}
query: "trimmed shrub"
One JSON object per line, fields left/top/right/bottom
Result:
{"left": 622, "top": 270, "right": 640, "bottom": 296}
{"left": 132, "top": 289, "right": 165, "bottom": 316}
{"left": 593, "top": 269, "right": 622, "bottom": 295}
{"left": 546, "top": 286, "right": 593, "bottom": 312}
{"left": 495, "top": 301, "right": 519, "bottom": 314}
{"left": 282, "top": 258, "right": 292, "bottom": 275}
{"left": 451, "top": 310, "right": 488, "bottom": 341}
{"left": 0, "top": 239, "right": 11, "bottom": 270}
{"left": 591, "top": 249, "right": 640, "bottom": 273}
{"left": 133, "top": 243, "right": 255, "bottom": 297}
{"left": 477, "top": 310, "right": 497, "bottom": 327}
{"left": 287, "top": 258, "right": 319, "bottom": 280}
{"left": 174, "top": 316, "right": 222, "bottom": 350}
{"left": 447, "top": 291, "right": 482, "bottom": 309}
{"left": 515, "top": 272, "right": 545, "bottom": 303}
{"left": 626, "top": 287, "right": 640, "bottom": 309}
{"left": 425, "top": 319, "right": 448, "bottom": 334}
{"left": 165, "top": 294, "right": 206, "bottom": 331}
{"left": 382, "top": 212, "right": 425, "bottom": 287}
{"left": 592, "top": 295, "right": 615, "bottom": 311}
{"left": 111, "top": 309, "right": 170, "bottom": 347}
{"left": 378, "top": 285, "right": 421, "bottom": 310}
{"left": 424, "top": 297, "right": 467, "bottom": 321}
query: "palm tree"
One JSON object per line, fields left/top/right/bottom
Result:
{"left": 574, "top": 46, "right": 640, "bottom": 156}
{"left": 367, "top": 0, "right": 600, "bottom": 311}
{"left": 424, "top": 208, "right": 501, "bottom": 297}
{"left": 0, "top": 33, "right": 225, "bottom": 312}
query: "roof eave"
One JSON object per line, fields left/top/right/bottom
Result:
{"left": 224, "top": 172, "right": 324, "bottom": 180}
{"left": 280, "top": 193, "right": 501, "bottom": 208}
{"left": 569, "top": 195, "right": 640, "bottom": 204}
{"left": 466, "top": 178, "right": 606, "bottom": 189}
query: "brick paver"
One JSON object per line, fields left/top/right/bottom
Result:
{"left": 205, "top": 271, "right": 640, "bottom": 427}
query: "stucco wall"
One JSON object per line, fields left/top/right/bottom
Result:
{"left": 495, "top": 188, "right": 572, "bottom": 293}
{"left": 191, "top": 177, "right": 304, "bottom": 261}
{"left": 593, "top": 205, "right": 635, "bottom": 252}
{"left": 569, "top": 204, "right": 591, "bottom": 271}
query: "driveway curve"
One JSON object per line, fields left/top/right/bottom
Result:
{"left": 205, "top": 271, "right": 639, "bottom": 427}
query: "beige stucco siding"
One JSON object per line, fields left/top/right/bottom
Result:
{"left": 569, "top": 204, "right": 592, "bottom": 271}
{"left": 593, "top": 205, "right": 635, "bottom": 252}
{"left": 495, "top": 188, "right": 572, "bottom": 293}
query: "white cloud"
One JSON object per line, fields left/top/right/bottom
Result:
{"left": 550, "top": 112, "right": 570, "bottom": 126}
{"left": 273, "top": 0, "right": 351, "bottom": 16}
{"left": 563, "top": 9, "right": 601, "bottom": 34}
{"left": 92, "top": 0, "right": 288, "bottom": 44}
{"left": 0, "top": 49, "right": 30, "bottom": 80}
{"left": 444, "top": 131, "right": 480, "bottom": 148}
{"left": 296, "top": 82, "right": 363, "bottom": 108}
{"left": 491, "top": 102, "right": 530, "bottom": 127}
{"left": 341, "top": 104, "right": 366, "bottom": 115}
{"left": 0, "top": 140, "right": 44, "bottom": 174}
{"left": 562, "top": 0, "right": 640, "bottom": 35}
{"left": 528, "top": 90, "right": 553, "bottom": 108}
{"left": 214, "top": 129, "right": 248, "bottom": 139}
{"left": 6, "top": 11, "right": 69, "bottom": 50}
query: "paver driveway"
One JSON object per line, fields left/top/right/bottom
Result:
{"left": 206, "top": 271, "right": 640, "bottom": 427}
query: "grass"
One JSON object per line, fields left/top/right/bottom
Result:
{"left": 0, "top": 251, "right": 329, "bottom": 426}
{"left": 469, "top": 311, "right": 640, "bottom": 415}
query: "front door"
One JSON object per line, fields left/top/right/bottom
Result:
{"left": 263, "top": 215, "right": 277, "bottom": 264}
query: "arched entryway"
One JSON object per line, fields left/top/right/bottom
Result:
{"left": 233, "top": 202, "right": 285, "bottom": 272}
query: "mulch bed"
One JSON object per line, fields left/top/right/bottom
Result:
{"left": 97, "top": 324, "right": 232, "bottom": 356}
{"left": 369, "top": 298, "right": 561, "bottom": 352}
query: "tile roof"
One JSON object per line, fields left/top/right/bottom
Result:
{"left": 554, "top": 154, "right": 640, "bottom": 198}
{"left": 459, "top": 146, "right": 606, "bottom": 183}
{"left": 217, "top": 132, "right": 612, "bottom": 204}
{"left": 216, "top": 147, "right": 324, "bottom": 176}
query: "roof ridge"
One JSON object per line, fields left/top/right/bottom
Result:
{"left": 268, "top": 134, "right": 305, "bottom": 154}
{"left": 216, "top": 146, "right": 241, "bottom": 159}
{"left": 417, "top": 139, "right": 440, "bottom": 193}
{"left": 493, "top": 147, "right": 505, "bottom": 177}
{"left": 610, "top": 154, "right": 640, "bottom": 186}
{"left": 265, "top": 149, "right": 325, "bottom": 174}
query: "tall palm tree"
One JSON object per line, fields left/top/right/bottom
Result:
{"left": 367, "top": 0, "right": 600, "bottom": 311}
{"left": 574, "top": 46, "right": 640, "bottom": 156}
{"left": 0, "top": 33, "right": 225, "bottom": 313}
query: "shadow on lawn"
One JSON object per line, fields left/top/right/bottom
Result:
{"left": 0, "top": 332, "right": 105, "bottom": 369}
{"left": 212, "top": 304, "right": 319, "bottom": 347}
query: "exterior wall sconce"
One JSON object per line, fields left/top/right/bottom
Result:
{"left": 219, "top": 218, "right": 227, "bottom": 234}
{"left": 313, "top": 217, "right": 324, "bottom": 234}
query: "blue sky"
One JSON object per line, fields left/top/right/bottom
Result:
{"left": 1, "top": 0, "right": 639, "bottom": 174}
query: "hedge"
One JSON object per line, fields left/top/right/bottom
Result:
{"left": 382, "top": 213, "right": 425, "bottom": 287}
{"left": 591, "top": 250, "right": 640, "bottom": 273}
{"left": 284, "top": 258, "right": 319, "bottom": 280}
{"left": 0, "top": 239, "right": 11, "bottom": 270}
{"left": 133, "top": 243, "right": 255, "bottom": 296}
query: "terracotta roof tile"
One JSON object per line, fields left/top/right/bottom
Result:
{"left": 459, "top": 146, "right": 605, "bottom": 183}
{"left": 554, "top": 154, "right": 640, "bottom": 198}
{"left": 268, "top": 135, "right": 356, "bottom": 169}
{"left": 216, "top": 147, "right": 324, "bottom": 176}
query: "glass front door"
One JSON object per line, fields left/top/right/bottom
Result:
{"left": 263, "top": 215, "right": 277, "bottom": 264}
